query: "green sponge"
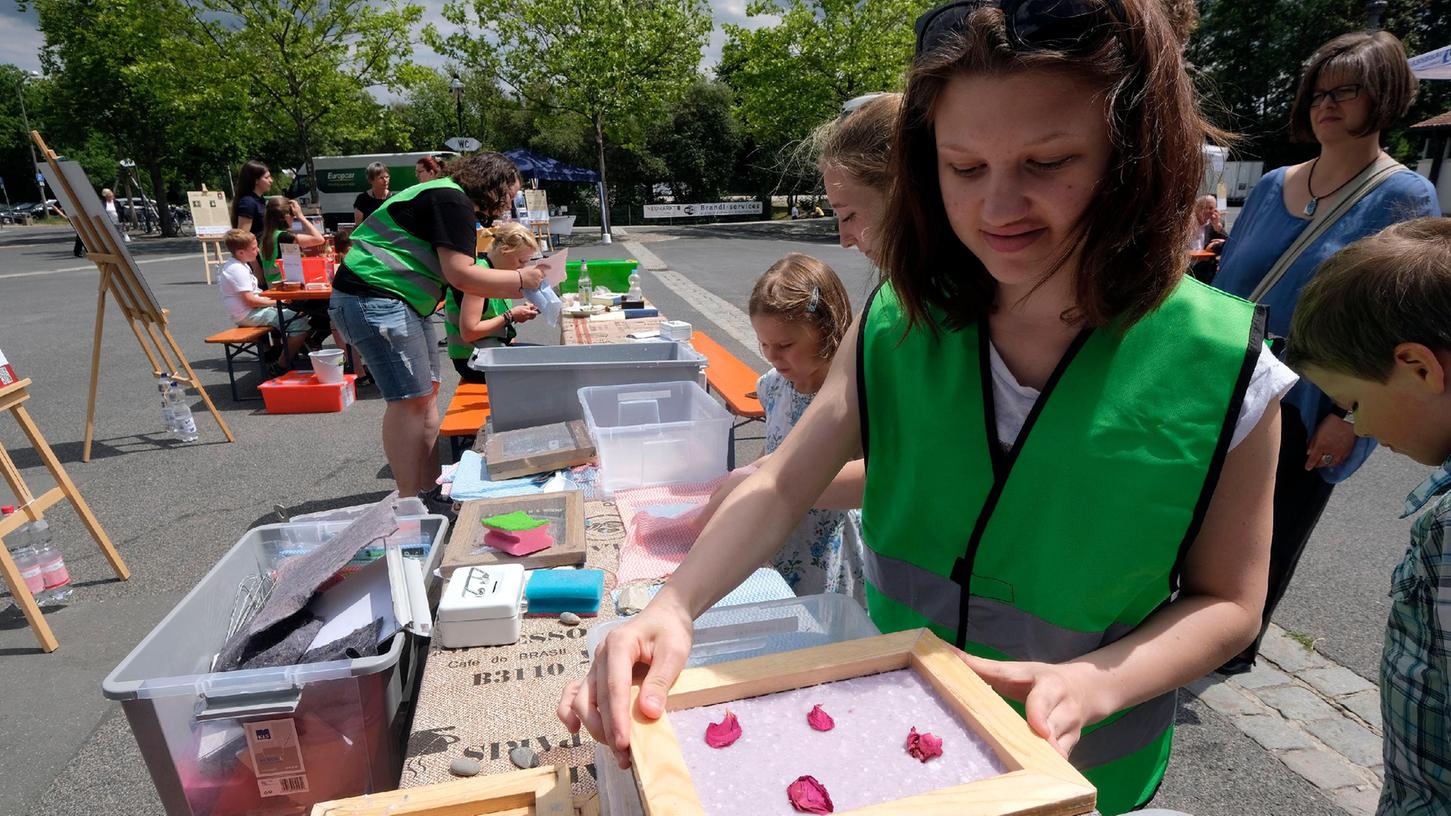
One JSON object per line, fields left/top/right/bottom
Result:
{"left": 481, "top": 511, "right": 550, "bottom": 532}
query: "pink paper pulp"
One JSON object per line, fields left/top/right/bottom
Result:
{"left": 669, "top": 669, "right": 1004, "bottom": 814}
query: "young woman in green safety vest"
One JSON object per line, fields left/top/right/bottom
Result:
{"left": 259, "top": 196, "right": 325, "bottom": 287}
{"left": 562, "top": 2, "right": 1295, "bottom": 813}
{"left": 328, "top": 153, "right": 544, "bottom": 502}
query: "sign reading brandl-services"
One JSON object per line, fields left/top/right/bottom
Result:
{"left": 643, "top": 201, "right": 763, "bottom": 219}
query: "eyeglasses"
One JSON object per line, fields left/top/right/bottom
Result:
{"left": 914, "top": 0, "right": 1124, "bottom": 57}
{"left": 1309, "top": 84, "right": 1361, "bottom": 108}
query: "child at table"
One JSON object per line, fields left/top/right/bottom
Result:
{"left": 690, "top": 253, "right": 865, "bottom": 599}
{"left": 444, "top": 221, "right": 540, "bottom": 383}
{"left": 1285, "top": 218, "right": 1451, "bottom": 813}
{"left": 217, "top": 229, "right": 309, "bottom": 372}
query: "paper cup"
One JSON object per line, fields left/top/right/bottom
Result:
{"left": 309, "top": 349, "right": 345, "bottom": 384}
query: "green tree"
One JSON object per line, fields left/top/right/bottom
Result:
{"left": 30, "top": 0, "right": 250, "bottom": 235}
{"left": 719, "top": 0, "right": 931, "bottom": 150}
{"left": 188, "top": 0, "right": 425, "bottom": 188}
{"left": 648, "top": 80, "right": 743, "bottom": 202}
{"left": 426, "top": 0, "right": 713, "bottom": 237}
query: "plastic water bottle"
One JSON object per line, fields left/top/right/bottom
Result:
{"left": 626, "top": 270, "right": 643, "bottom": 302}
{"left": 2, "top": 507, "right": 47, "bottom": 602}
{"left": 157, "top": 375, "right": 176, "bottom": 436}
{"left": 167, "top": 379, "right": 199, "bottom": 442}
{"left": 30, "top": 519, "right": 72, "bottom": 606}
{"left": 577, "top": 262, "right": 592, "bottom": 308}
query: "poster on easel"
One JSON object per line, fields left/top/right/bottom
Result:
{"left": 42, "top": 160, "right": 162, "bottom": 321}
{"left": 188, "top": 189, "right": 231, "bottom": 239}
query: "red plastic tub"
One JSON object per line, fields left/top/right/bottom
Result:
{"left": 259, "top": 372, "right": 356, "bottom": 414}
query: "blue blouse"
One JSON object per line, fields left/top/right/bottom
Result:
{"left": 1216, "top": 165, "right": 1440, "bottom": 483}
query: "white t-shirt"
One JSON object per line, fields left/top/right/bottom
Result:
{"left": 218, "top": 258, "right": 261, "bottom": 323}
{"left": 988, "top": 341, "right": 1297, "bottom": 452}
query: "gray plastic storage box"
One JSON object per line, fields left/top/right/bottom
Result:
{"left": 102, "top": 513, "right": 447, "bottom": 816}
{"left": 469, "top": 341, "right": 707, "bottom": 431}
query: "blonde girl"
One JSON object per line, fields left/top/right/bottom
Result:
{"left": 443, "top": 221, "right": 540, "bottom": 383}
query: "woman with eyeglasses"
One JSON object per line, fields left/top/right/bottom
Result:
{"left": 562, "top": 2, "right": 1289, "bottom": 811}
{"left": 1213, "top": 31, "right": 1439, "bottom": 675}
{"left": 328, "top": 152, "right": 544, "bottom": 505}
{"left": 353, "top": 161, "right": 392, "bottom": 225}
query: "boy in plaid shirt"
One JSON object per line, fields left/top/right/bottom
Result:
{"left": 1287, "top": 217, "right": 1451, "bottom": 814}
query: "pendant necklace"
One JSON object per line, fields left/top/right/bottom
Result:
{"left": 1304, "top": 153, "right": 1381, "bottom": 216}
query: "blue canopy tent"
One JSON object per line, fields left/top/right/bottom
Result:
{"left": 503, "top": 148, "right": 611, "bottom": 243}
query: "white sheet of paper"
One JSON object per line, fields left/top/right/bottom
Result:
{"left": 306, "top": 557, "right": 399, "bottom": 653}
{"left": 281, "top": 242, "right": 304, "bottom": 284}
{"left": 533, "top": 248, "right": 568, "bottom": 287}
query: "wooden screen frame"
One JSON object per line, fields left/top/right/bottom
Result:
{"left": 629, "top": 629, "right": 1097, "bottom": 816}
{"left": 442, "top": 490, "right": 588, "bottom": 575}
{"left": 308, "top": 764, "right": 570, "bottom": 815}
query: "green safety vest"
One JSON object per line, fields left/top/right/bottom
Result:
{"left": 443, "top": 259, "right": 515, "bottom": 360}
{"left": 858, "top": 276, "right": 1263, "bottom": 815}
{"left": 342, "top": 178, "right": 463, "bottom": 316}
{"left": 262, "top": 229, "right": 286, "bottom": 285}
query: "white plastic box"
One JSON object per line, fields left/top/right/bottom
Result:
{"left": 576, "top": 380, "right": 732, "bottom": 494}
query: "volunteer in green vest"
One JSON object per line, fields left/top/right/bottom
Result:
{"left": 561, "top": 2, "right": 1293, "bottom": 813}
{"left": 329, "top": 152, "right": 544, "bottom": 502}
{"left": 444, "top": 220, "right": 541, "bottom": 384}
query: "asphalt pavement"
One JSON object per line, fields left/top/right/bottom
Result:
{"left": 0, "top": 219, "right": 1424, "bottom": 815}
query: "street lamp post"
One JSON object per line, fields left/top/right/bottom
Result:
{"left": 1365, "top": 0, "right": 1388, "bottom": 30}
{"left": 16, "top": 70, "right": 46, "bottom": 204}
{"left": 450, "top": 73, "right": 465, "bottom": 139}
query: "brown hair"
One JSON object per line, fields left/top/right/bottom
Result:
{"left": 417, "top": 155, "right": 445, "bottom": 176}
{"left": 1289, "top": 31, "right": 1418, "bottom": 144}
{"left": 809, "top": 93, "right": 902, "bottom": 192}
{"left": 449, "top": 152, "right": 521, "bottom": 219}
{"left": 749, "top": 253, "right": 853, "bottom": 360}
{"left": 231, "top": 159, "right": 268, "bottom": 226}
{"left": 878, "top": 0, "right": 1224, "bottom": 332}
{"left": 1156, "top": 0, "right": 1198, "bottom": 45}
{"left": 260, "top": 196, "right": 291, "bottom": 262}
{"left": 365, "top": 161, "right": 389, "bottom": 183}
{"left": 223, "top": 228, "right": 256, "bottom": 254}
{"left": 1287, "top": 217, "right": 1451, "bottom": 382}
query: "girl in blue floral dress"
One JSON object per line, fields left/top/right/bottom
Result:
{"left": 693, "top": 253, "right": 865, "bottom": 600}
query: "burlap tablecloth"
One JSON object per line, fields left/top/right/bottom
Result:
{"left": 402, "top": 498, "right": 626, "bottom": 813}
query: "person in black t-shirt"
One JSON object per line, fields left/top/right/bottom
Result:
{"left": 232, "top": 160, "right": 272, "bottom": 284}
{"left": 352, "top": 162, "right": 391, "bottom": 225}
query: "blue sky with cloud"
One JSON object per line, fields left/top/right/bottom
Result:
{"left": 0, "top": 1, "right": 777, "bottom": 77}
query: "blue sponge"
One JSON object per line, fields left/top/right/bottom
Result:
{"left": 525, "top": 569, "right": 604, "bottom": 616}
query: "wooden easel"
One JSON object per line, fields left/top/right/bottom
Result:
{"left": 0, "top": 378, "right": 130, "bottom": 652}
{"left": 33, "top": 131, "right": 235, "bottom": 461}
{"left": 189, "top": 185, "right": 232, "bottom": 285}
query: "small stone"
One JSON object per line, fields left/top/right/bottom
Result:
{"left": 510, "top": 746, "right": 540, "bottom": 769}
{"left": 559, "top": 611, "right": 581, "bottom": 626}
{"left": 449, "top": 757, "right": 481, "bottom": 777}
{"left": 617, "top": 584, "right": 652, "bottom": 615}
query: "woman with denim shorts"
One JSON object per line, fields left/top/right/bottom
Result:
{"left": 329, "top": 152, "right": 544, "bottom": 501}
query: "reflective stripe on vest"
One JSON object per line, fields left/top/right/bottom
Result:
{"left": 443, "top": 281, "right": 512, "bottom": 360}
{"left": 858, "top": 277, "right": 1263, "bottom": 814}
{"left": 342, "top": 178, "right": 461, "bottom": 316}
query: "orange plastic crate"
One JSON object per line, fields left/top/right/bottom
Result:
{"left": 258, "top": 371, "right": 356, "bottom": 414}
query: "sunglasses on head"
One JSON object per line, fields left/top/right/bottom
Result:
{"left": 914, "top": 0, "right": 1124, "bottom": 57}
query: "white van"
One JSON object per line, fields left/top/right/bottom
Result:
{"left": 288, "top": 151, "right": 455, "bottom": 229}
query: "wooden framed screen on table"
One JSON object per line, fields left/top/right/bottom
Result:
{"left": 443, "top": 490, "right": 587, "bottom": 575}
{"left": 309, "top": 764, "right": 570, "bottom": 815}
{"left": 629, "top": 629, "right": 1097, "bottom": 816}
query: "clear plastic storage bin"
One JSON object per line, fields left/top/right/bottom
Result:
{"left": 469, "top": 341, "right": 706, "bottom": 432}
{"left": 577, "top": 380, "right": 732, "bottom": 494}
{"left": 102, "top": 512, "right": 448, "bottom": 816}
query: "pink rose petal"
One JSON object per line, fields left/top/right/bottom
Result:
{"left": 704, "top": 710, "right": 742, "bottom": 748}
{"left": 905, "top": 726, "right": 943, "bottom": 762}
{"left": 787, "top": 774, "right": 834, "bottom": 813}
{"left": 806, "top": 704, "right": 835, "bottom": 731}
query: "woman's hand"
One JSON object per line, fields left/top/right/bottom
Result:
{"left": 1305, "top": 414, "right": 1356, "bottom": 471}
{"left": 558, "top": 596, "right": 695, "bottom": 768}
{"left": 509, "top": 303, "right": 540, "bottom": 324}
{"left": 517, "top": 265, "right": 545, "bottom": 292}
{"left": 956, "top": 652, "right": 1099, "bottom": 758}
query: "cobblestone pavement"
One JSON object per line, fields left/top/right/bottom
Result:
{"left": 1187, "top": 625, "right": 1384, "bottom": 815}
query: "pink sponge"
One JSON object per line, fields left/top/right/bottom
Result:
{"left": 483, "top": 527, "right": 554, "bottom": 557}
